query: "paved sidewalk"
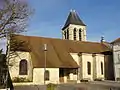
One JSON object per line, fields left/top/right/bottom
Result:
{"left": 14, "top": 85, "right": 46, "bottom": 90}
{"left": 56, "top": 81, "right": 120, "bottom": 90}
{"left": 14, "top": 81, "right": 120, "bottom": 90}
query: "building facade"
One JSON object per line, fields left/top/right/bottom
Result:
{"left": 112, "top": 38, "right": 120, "bottom": 81}
{"left": 8, "top": 10, "right": 113, "bottom": 85}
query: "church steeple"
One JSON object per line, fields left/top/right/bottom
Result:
{"left": 62, "top": 10, "right": 86, "bottom": 30}
{"left": 62, "top": 10, "right": 87, "bottom": 41}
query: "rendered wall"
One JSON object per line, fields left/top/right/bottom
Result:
{"left": 81, "top": 53, "right": 93, "bottom": 80}
{"left": 9, "top": 51, "right": 33, "bottom": 81}
{"left": 62, "top": 24, "right": 86, "bottom": 41}
{"left": 95, "top": 54, "right": 104, "bottom": 79}
{"left": 70, "top": 53, "right": 105, "bottom": 81}
{"left": 113, "top": 42, "right": 120, "bottom": 80}
{"left": 70, "top": 53, "right": 79, "bottom": 65}
{"left": 33, "top": 68, "right": 59, "bottom": 84}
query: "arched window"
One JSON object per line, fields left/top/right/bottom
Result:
{"left": 79, "top": 29, "right": 82, "bottom": 41}
{"left": 101, "top": 62, "right": 103, "bottom": 75}
{"left": 87, "top": 62, "right": 91, "bottom": 75}
{"left": 74, "top": 28, "right": 77, "bottom": 40}
{"left": 19, "top": 59, "right": 28, "bottom": 75}
{"left": 67, "top": 29, "right": 69, "bottom": 39}
{"left": 45, "top": 70, "right": 49, "bottom": 80}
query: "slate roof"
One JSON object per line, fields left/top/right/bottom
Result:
{"left": 111, "top": 38, "right": 120, "bottom": 44}
{"left": 62, "top": 10, "right": 86, "bottom": 30}
{"left": 10, "top": 34, "right": 111, "bottom": 68}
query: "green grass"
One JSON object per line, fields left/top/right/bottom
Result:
{"left": 47, "top": 83, "right": 57, "bottom": 90}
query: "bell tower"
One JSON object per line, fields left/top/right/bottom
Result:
{"left": 62, "top": 10, "right": 86, "bottom": 41}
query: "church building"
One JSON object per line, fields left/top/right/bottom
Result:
{"left": 8, "top": 10, "right": 114, "bottom": 85}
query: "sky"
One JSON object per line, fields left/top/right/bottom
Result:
{"left": 26, "top": 0, "right": 120, "bottom": 42}
{"left": 0, "top": 0, "right": 120, "bottom": 52}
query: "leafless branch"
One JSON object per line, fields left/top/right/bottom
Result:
{"left": 0, "top": 0, "right": 32, "bottom": 38}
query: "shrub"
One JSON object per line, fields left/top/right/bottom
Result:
{"left": 116, "top": 78, "right": 120, "bottom": 81}
{"left": 47, "top": 83, "right": 57, "bottom": 90}
{"left": 12, "top": 77, "right": 31, "bottom": 82}
{"left": 80, "top": 79, "right": 88, "bottom": 82}
{"left": 94, "top": 78, "right": 102, "bottom": 81}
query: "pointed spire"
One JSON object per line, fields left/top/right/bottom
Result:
{"left": 62, "top": 10, "right": 86, "bottom": 30}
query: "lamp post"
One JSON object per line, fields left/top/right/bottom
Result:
{"left": 43, "top": 44, "right": 47, "bottom": 85}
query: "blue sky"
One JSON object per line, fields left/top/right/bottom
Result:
{"left": 26, "top": 0, "right": 120, "bottom": 42}
{"left": 0, "top": 0, "right": 120, "bottom": 52}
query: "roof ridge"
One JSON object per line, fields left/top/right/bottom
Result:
{"left": 14, "top": 34, "right": 103, "bottom": 45}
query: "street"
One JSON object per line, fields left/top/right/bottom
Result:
{"left": 14, "top": 81, "right": 120, "bottom": 90}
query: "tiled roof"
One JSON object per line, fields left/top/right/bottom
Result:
{"left": 10, "top": 34, "right": 111, "bottom": 68}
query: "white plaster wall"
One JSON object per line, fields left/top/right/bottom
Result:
{"left": 47, "top": 68, "right": 59, "bottom": 84}
{"left": 64, "top": 76, "right": 67, "bottom": 83}
{"left": 95, "top": 54, "right": 104, "bottom": 79}
{"left": 114, "top": 65, "right": 120, "bottom": 78}
{"left": 69, "top": 24, "right": 86, "bottom": 41}
{"left": 62, "top": 24, "right": 86, "bottom": 41}
{"left": 113, "top": 42, "right": 120, "bottom": 80}
{"left": 70, "top": 53, "right": 79, "bottom": 65}
{"left": 73, "top": 74, "right": 77, "bottom": 80}
{"left": 113, "top": 51, "right": 120, "bottom": 64}
{"left": 70, "top": 53, "right": 105, "bottom": 81}
{"left": 9, "top": 51, "right": 33, "bottom": 81}
{"left": 113, "top": 43, "right": 120, "bottom": 51}
{"left": 81, "top": 53, "right": 93, "bottom": 80}
{"left": 69, "top": 73, "right": 77, "bottom": 81}
{"left": 113, "top": 43, "right": 120, "bottom": 64}
{"left": 69, "top": 73, "right": 74, "bottom": 80}
{"left": 33, "top": 68, "right": 44, "bottom": 84}
{"left": 70, "top": 53, "right": 80, "bottom": 81}
{"left": 33, "top": 68, "right": 59, "bottom": 84}
{"left": 62, "top": 26, "right": 73, "bottom": 40}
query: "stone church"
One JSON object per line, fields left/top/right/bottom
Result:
{"left": 8, "top": 10, "right": 114, "bottom": 85}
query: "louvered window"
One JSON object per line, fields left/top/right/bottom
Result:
{"left": 79, "top": 29, "right": 82, "bottom": 41}
{"left": 67, "top": 29, "right": 69, "bottom": 39}
{"left": 74, "top": 28, "right": 77, "bottom": 40}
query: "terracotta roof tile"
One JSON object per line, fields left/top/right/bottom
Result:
{"left": 10, "top": 34, "right": 111, "bottom": 68}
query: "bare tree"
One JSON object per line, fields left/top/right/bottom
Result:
{"left": 0, "top": 0, "right": 32, "bottom": 89}
{"left": 0, "top": 0, "right": 31, "bottom": 38}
